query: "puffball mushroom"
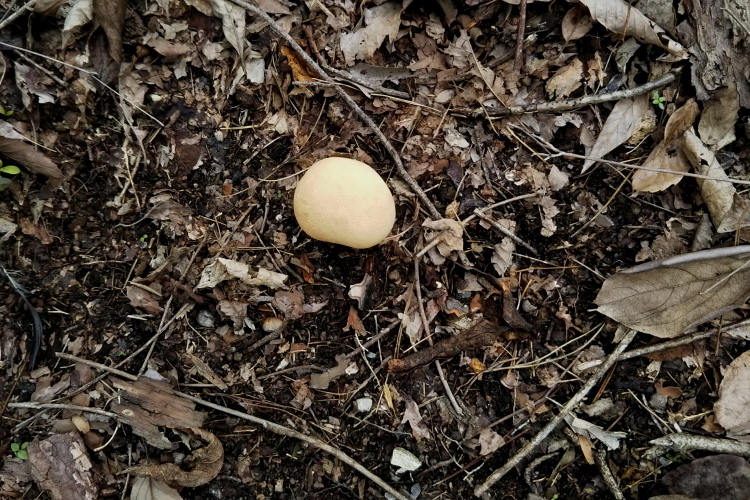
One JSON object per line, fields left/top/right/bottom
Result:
{"left": 293, "top": 157, "right": 396, "bottom": 249}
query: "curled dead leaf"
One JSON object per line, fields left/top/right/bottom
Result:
{"left": 124, "top": 428, "right": 223, "bottom": 488}
{"left": 0, "top": 138, "right": 62, "bottom": 178}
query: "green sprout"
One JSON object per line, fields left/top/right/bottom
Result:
{"left": 139, "top": 234, "right": 148, "bottom": 242}
{"left": 10, "top": 442, "right": 28, "bottom": 460}
{"left": 0, "top": 105, "right": 14, "bottom": 117}
{"left": 0, "top": 161, "right": 20, "bottom": 191}
{"left": 651, "top": 91, "right": 666, "bottom": 110}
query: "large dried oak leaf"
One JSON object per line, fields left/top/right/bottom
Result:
{"left": 595, "top": 247, "right": 750, "bottom": 338}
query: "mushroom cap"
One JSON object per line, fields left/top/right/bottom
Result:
{"left": 293, "top": 157, "right": 396, "bottom": 249}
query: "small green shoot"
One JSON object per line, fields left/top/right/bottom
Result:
{"left": 139, "top": 234, "right": 148, "bottom": 242}
{"left": 10, "top": 442, "right": 28, "bottom": 460}
{"left": 0, "top": 160, "right": 20, "bottom": 191}
{"left": 0, "top": 105, "right": 14, "bottom": 116}
{"left": 651, "top": 91, "right": 666, "bottom": 110}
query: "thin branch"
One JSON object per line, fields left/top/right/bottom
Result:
{"left": 7, "top": 402, "right": 119, "bottom": 420}
{"left": 474, "top": 329, "right": 638, "bottom": 496}
{"left": 514, "top": 0, "right": 527, "bottom": 72}
{"left": 175, "top": 390, "right": 413, "bottom": 500}
{"left": 476, "top": 72, "right": 677, "bottom": 116}
{"left": 0, "top": 0, "right": 35, "bottom": 32}
{"left": 473, "top": 209, "right": 538, "bottom": 255}
{"left": 228, "top": 0, "right": 441, "bottom": 220}
{"left": 56, "top": 352, "right": 138, "bottom": 381}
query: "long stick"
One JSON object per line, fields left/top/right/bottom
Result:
{"left": 176, "top": 391, "right": 412, "bottom": 500}
{"left": 474, "top": 329, "right": 638, "bottom": 497}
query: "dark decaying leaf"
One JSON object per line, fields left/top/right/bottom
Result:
{"left": 0, "top": 138, "right": 62, "bottom": 178}
{"left": 661, "top": 454, "right": 750, "bottom": 500}
{"left": 93, "top": 0, "right": 126, "bottom": 64}
{"left": 595, "top": 246, "right": 750, "bottom": 338}
{"left": 124, "top": 428, "right": 223, "bottom": 488}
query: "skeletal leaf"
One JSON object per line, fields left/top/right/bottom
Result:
{"left": 595, "top": 246, "right": 750, "bottom": 338}
{"left": 583, "top": 94, "right": 649, "bottom": 172}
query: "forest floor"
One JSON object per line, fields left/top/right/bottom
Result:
{"left": 2, "top": 0, "right": 750, "bottom": 499}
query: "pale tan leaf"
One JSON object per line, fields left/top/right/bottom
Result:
{"left": 698, "top": 83, "right": 739, "bottom": 149}
{"left": 130, "top": 476, "right": 183, "bottom": 500}
{"left": 715, "top": 350, "right": 750, "bottom": 440}
{"left": 401, "top": 398, "right": 431, "bottom": 440}
{"left": 595, "top": 246, "right": 750, "bottom": 338}
{"left": 545, "top": 57, "right": 583, "bottom": 99}
{"left": 62, "top": 0, "right": 93, "bottom": 48}
{"left": 422, "top": 218, "right": 464, "bottom": 257}
{"left": 582, "top": 94, "right": 649, "bottom": 172}
{"left": 0, "top": 138, "right": 62, "bottom": 178}
{"left": 682, "top": 130, "right": 750, "bottom": 233}
{"left": 579, "top": 0, "right": 686, "bottom": 59}
{"left": 562, "top": 4, "right": 594, "bottom": 42}
{"left": 339, "top": 1, "right": 403, "bottom": 66}
{"left": 208, "top": 0, "right": 246, "bottom": 60}
{"left": 93, "top": 0, "right": 126, "bottom": 64}
{"left": 478, "top": 428, "right": 505, "bottom": 456}
{"left": 632, "top": 98, "right": 699, "bottom": 192}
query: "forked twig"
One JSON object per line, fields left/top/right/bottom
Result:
{"left": 474, "top": 329, "right": 638, "bottom": 496}
{"left": 228, "top": 0, "right": 441, "bottom": 220}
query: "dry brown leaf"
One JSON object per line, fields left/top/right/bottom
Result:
{"left": 124, "top": 428, "right": 223, "bottom": 488}
{"left": 632, "top": 99, "right": 699, "bottom": 192}
{"left": 127, "top": 286, "right": 163, "bottom": 315}
{"left": 478, "top": 428, "right": 504, "bottom": 456}
{"left": 196, "top": 258, "right": 288, "bottom": 289}
{"left": 698, "top": 83, "right": 739, "bottom": 149}
{"left": 62, "top": 0, "right": 93, "bottom": 48}
{"left": 582, "top": 94, "right": 649, "bottom": 172}
{"left": 344, "top": 306, "right": 366, "bottom": 336}
{"left": 0, "top": 138, "right": 62, "bottom": 178}
{"left": 208, "top": 0, "right": 246, "bottom": 60}
{"left": 280, "top": 45, "right": 315, "bottom": 83}
{"left": 183, "top": 353, "right": 228, "bottom": 390}
{"left": 595, "top": 246, "right": 750, "bottom": 338}
{"left": 579, "top": 0, "right": 686, "bottom": 59}
{"left": 217, "top": 299, "right": 247, "bottom": 331}
{"left": 715, "top": 350, "right": 750, "bottom": 441}
{"left": 682, "top": 130, "right": 750, "bottom": 233}
{"left": 93, "top": 0, "right": 126, "bottom": 64}
{"left": 339, "top": 1, "right": 403, "bottom": 66}
{"left": 272, "top": 290, "right": 305, "bottom": 320}
{"left": 546, "top": 57, "right": 583, "bottom": 99}
{"left": 422, "top": 218, "right": 464, "bottom": 257}
{"left": 562, "top": 4, "right": 594, "bottom": 42}
{"left": 130, "top": 476, "right": 183, "bottom": 500}
{"left": 401, "top": 398, "right": 430, "bottom": 440}
{"left": 19, "top": 218, "right": 53, "bottom": 244}
{"left": 309, "top": 354, "right": 351, "bottom": 390}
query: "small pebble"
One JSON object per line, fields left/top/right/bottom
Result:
{"left": 355, "top": 397, "right": 372, "bottom": 413}
{"left": 197, "top": 310, "right": 215, "bottom": 328}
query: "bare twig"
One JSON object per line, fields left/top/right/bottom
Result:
{"left": 7, "top": 402, "right": 119, "bottom": 420}
{"left": 514, "top": 0, "right": 527, "bottom": 72}
{"left": 474, "top": 329, "right": 638, "bottom": 496}
{"left": 650, "top": 433, "right": 750, "bottom": 458}
{"left": 414, "top": 256, "right": 464, "bottom": 416}
{"left": 473, "top": 209, "right": 538, "bottom": 255}
{"left": 594, "top": 448, "right": 625, "bottom": 500}
{"left": 56, "top": 352, "right": 138, "bottom": 381}
{"left": 228, "top": 0, "right": 441, "bottom": 220}
{"left": 175, "top": 391, "right": 412, "bottom": 500}
{"left": 0, "top": 0, "right": 35, "bottom": 32}
{"left": 477, "top": 72, "right": 677, "bottom": 116}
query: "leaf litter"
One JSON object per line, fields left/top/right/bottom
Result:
{"left": 3, "top": 0, "right": 750, "bottom": 499}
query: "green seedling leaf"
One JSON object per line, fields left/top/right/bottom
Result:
{"left": 10, "top": 443, "right": 19, "bottom": 452}
{"left": 0, "top": 165, "right": 20, "bottom": 175}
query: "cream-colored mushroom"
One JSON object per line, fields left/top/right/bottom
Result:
{"left": 293, "top": 157, "right": 396, "bottom": 249}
